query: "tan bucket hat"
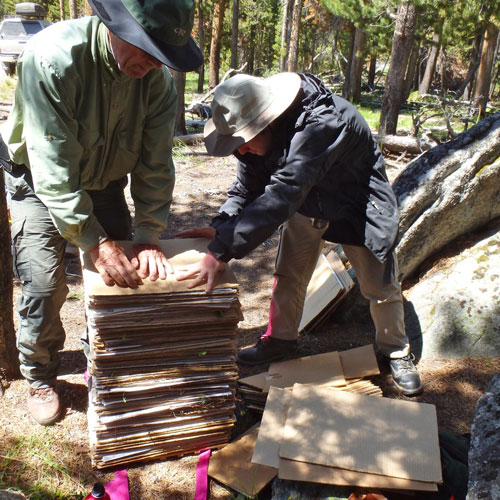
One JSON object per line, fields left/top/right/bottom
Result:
{"left": 204, "top": 72, "right": 301, "bottom": 157}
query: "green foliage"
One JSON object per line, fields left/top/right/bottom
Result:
{"left": 0, "top": 429, "right": 87, "bottom": 499}
{"left": 0, "top": 76, "right": 16, "bottom": 100}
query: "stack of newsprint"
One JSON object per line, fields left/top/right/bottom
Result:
{"left": 81, "top": 238, "right": 243, "bottom": 469}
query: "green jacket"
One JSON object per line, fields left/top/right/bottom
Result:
{"left": 1, "top": 16, "right": 177, "bottom": 251}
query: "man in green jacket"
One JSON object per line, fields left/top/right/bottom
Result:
{"left": 0, "top": 0, "right": 202, "bottom": 425}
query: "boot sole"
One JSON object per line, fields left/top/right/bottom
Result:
{"left": 392, "top": 378, "right": 424, "bottom": 397}
{"left": 236, "top": 352, "right": 289, "bottom": 366}
{"left": 31, "top": 410, "right": 61, "bottom": 426}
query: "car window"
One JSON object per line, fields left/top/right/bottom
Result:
{"left": 0, "top": 20, "right": 45, "bottom": 37}
{"left": 22, "top": 21, "right": 45, "bottom": 35}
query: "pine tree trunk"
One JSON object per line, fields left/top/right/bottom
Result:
{"left": 378, "top": 2, "right": 417, "bottom": 135}
{"left": 403, "top": 41, "right": 419, "bottom": 100}
{"left": 287, "top": 0, "right": 302, "bottom": 72}
{"left": 458, "top": 33, "right": 483, "bottom": 100}
{"left": 209, "top": 0, "right": 227, "bottom": 88}
{"left": 197, "top": 0, "right": 206, "bottom": 93}
{"left": 171, "top": 70, "right": 187, "bottom": 136}
{"left": 83, "top": 0, "right": 92, "bottom": 16}
{"left": 247, "top": 24, "right": 256, "bottom": 75}
{"left": 0, "top": 169, "right": 20, "bottom": 381}
{"left": 279, "top": 0, "right": 292, "bottom": 72}
{"left": 473, "top": 22, "right": 499, "bottom": 119}
{"left": 342, "top": 22, "right": 355, "bottom": 100}
{"left": 368, "top": 54, "right": 376, "bottom": 89}
{"left": 418, "top": 30, "right": 441, "bottom": 95}
{"left": 59, "top": 0, "right": 65, "bottom": 20}
{"left": 350, "top": 26, "right": 366, "bottom": 104}
{"left": 230, "top": 0, "right": 239, "bottom": 69}
{"left": 69, "top": 0, "right": 78, "bottom": 19}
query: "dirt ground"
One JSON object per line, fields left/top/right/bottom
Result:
{"left": 1, "top": 128, "right": 500, "bottom": 499}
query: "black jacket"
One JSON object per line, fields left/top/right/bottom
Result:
{"left": 208, "top": 73, "right": 399, "bottom": 264}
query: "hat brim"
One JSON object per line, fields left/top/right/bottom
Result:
{"left": 204, "top": 72, "right": 302, "bottom": 157}
{"left": 88, "top": 0, "right": 202, "bottom": 72}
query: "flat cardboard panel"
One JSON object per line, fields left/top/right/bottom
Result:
{"left": 251, "top": 387, "right": 291, "bottom": 469}
{"left": 81, "top": 238, "right": 238, "bottom": 296}
{"left": 280, "top": 384, "right": 442, "bottom": 483}
{"left": 238, "top": 372, "right": 268, "bottom": 391}
{"left": 278, "top": 458, "right": 438, "bottom": 491}
{"left": 339, "top": 344, "right": 380, "bottom": 379}
{"left": 263, "top": 351, "right": 345, "bottom": 392}
{"left": 238, "top": 345, "right": 379, "bottom": 393}
{"left": 208, "top": 425, "right": 277, "bottom": 498}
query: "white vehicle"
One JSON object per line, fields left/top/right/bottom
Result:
{"left": 0, "top": 3, "right": 51, "bottom": 76}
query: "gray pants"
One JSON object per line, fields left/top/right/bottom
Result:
{"left": 266, "top": 212, "right": 410, "bottom": 359}
{"left": 5, "top": 165, "right": 132, "bottom": 388}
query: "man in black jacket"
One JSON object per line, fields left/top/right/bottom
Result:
{"left": 176, "top": 72, "right": 423, "bottom": 396}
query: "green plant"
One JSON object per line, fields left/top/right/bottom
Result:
{"left": 0, "top": 75, "right": 16, "bottom": 100}
{"left": 0, "top": 430, "right": 88, "bottom": 499}
{"left": 67, "top": 288, "right": 84, "bottom": 301}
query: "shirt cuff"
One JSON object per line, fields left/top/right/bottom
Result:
{"left": 71, "top": 218, "right": 109, "bottom": 252}
{"left": 133, "top": 227, "right": 160, "bottom": 245}
{"left": 207, "top": 237, "right": 232, "bottom": 263}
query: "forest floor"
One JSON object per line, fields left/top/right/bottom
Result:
{"left": 1, "top": 106, "right": 500, "bottom": 500}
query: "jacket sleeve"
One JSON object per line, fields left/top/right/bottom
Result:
{"left": 208, "top": 107, "right": 360, "bottom": 262}
{"left": 130, "top": 70, "right": 177, "bottom": 245}
{"left": 11, "top": 49, "right": 109, "bottom": 252}
{"left": 210, "top": 158, "right": 267, "bottom": 229}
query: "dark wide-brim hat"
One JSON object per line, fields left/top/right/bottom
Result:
{"left": 204, "top": 73, "right": 302, "bottom": 157}
{"left": 88, "top": 0, "right": 202, "bottom": 72}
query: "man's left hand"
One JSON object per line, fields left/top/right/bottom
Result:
{"left": 175, "top": 252, "right": 225, "bottom": 292}
{"left": 131, "top": 244, "right": 173, "bottom": 281}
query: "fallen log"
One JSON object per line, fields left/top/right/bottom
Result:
{"left": 174, "top": 133, "right": 204, "bottom": 146}
{"left": 374, "top": 133, "right": 435, "bottom": 154}
{"left": 393, "top": 111, "right": 500, "bottom": 280}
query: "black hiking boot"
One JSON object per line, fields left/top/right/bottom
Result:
{"left": 236, "top": 336, "right": 297, "bottom": 366}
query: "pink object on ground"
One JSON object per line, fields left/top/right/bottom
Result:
{"left": 105, "top": 469, "right": 130, "bottom": 500}
{"left": 193, "top": 449, "right": 211, "bottom": 500}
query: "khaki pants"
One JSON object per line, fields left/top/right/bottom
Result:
{"left": 265, "top": 212, "right": 410, "bottom": 359}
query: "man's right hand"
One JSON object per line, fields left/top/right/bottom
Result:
{"left": 88, "top": 240, "right": 143, "bottom": 288}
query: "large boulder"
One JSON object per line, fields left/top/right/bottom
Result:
{"left": 466, "top": 373, "right": 500, "bottom": 500}
{"left": 404, "top": 227, "right": 500, "bottom": 358}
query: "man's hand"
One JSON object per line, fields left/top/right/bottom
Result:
{"left": 89, "top": 240, "right": 143, "bottom": 288}
{"left": 175, "top": 252, "right": 225, "bottom": 292}
{"left": 131, "top": 244, "right": 173, "bottom": 281}
{"left": 175, "top": 227, "right": 216, "bottom": 239}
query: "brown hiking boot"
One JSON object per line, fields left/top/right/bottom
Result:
{"left": 27, "top": 386, "right": 61, "bottom": 425}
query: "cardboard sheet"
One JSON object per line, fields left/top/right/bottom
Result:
{"left": 280, "top": 384, "right": 442, "bottom": 483}
{"left": 208, "top": 425, "right": 277, "bottom": 498}
{"left": 263, "top": 351, "right": 345, "bottom": 392}
{"left": 339, "top": 344, "right": 380, "bottom": 379}
{"left": 81, "top": 238, "right": 238, "bottom": 296}
{"left": 298, "top": 251, "right": 354, "bottom": 332}
{"left": 239, "top": 344, "right": 379, "bottom": 392}
{"left": 278, "top": 458, "right": 438, "bottom": 491}
{"left": 251, "top": 386, "right": 291, "bottom": 469}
